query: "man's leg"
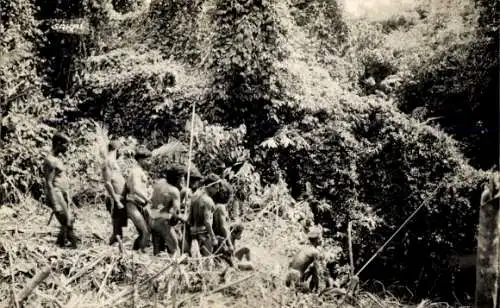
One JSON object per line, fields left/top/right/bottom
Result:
{"left": 67, "top": 225, "right": 79, "bottom": 248}
{"left": 107, "top": 197, "right": 118, "bottom": 245}
{"left": 53, "top": 191, "right": 70, "bottom": 247}
{"left": 151, "top": 220, "right": 165, "bottom": 255}
{"left": 126, "top": 201, "right": 150, "bottom": 252}
{"left": 164, "top": 224, "right": 180, "bottom": 256}
{"left": 190, "top": 238, "right": 201, "bottom": 258}
{"left": 303, "top": 265, "right": 319, "bottom": 292}
{"left": 286, "top": 269, "right": 301, "bottom": 288}
{"left": 110, "top": 207, "right": 127, "bottom": 245}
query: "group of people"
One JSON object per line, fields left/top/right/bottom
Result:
{"left": 43, "top": 131, "right": 251, "bottom": 265}
{"left": 43, "top": 131, "right": 331, "bottom": 291}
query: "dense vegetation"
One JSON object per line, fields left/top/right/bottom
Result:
{"left": 1, "top": 0, "right": 497, "bottom": 305}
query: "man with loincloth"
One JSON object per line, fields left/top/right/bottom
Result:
{"left": 210, "top": 177, "right": 235, "bottom": 256}
{"left": 186, "top": 173, "right": 226, "bottom": 257}
{"left": 124, "top": 146, "right": 153, "bottom": 252}
{"left": 286, "top": 227, "right": 324, "bottom": 292}
{"left": 150, "top": 164, "right": 188, "bottom": 256}
{"left": 102, "top": 139, "right": 127, "bottom": 245}
{"left": 43, "top": 132, "right": 79, "bottom": 248}
{"left": 178, "top": 166, "right": 204, "bottom": 255}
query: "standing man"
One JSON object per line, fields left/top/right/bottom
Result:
{"left": 179, "top": 167, "right": 204, "bottom": 255}
{"left": 102, "top": 139, "right": 127, "bottom": 245}
{"left": 186, "top": 173, "right": 224, "bottom": 257}
{"left": 43, "top": 131, "right": 79, "bottom": 248}
{"left": 212, "top": 178, "right": 235, "bottom": 255}
{"left": 125, "top": 146, "right": 153, "bottom": 252}
{"left": 150, "top": 164, "right": 186, "bottom": 256}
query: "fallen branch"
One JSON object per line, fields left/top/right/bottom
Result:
{"left": 15, "top": 265, "right": 52, "bottom": 304}
{"left": 92, "top": 232, "right": 105, "bottom": 241}
{"left": 175, "top": 273, "right": 256, "bottom": 306}
{"left": 319, "top": 287, "right": 348, "bottom": 297}
{"left": 1, "top": 228, "right": 52, "bottom": 235}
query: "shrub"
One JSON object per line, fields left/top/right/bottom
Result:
{"left": 69, "top": 48, "right": 207, "bottom": 143}
{"left": 206, "top": 0, "right": 287, "bottom": 145}
{"left": 0, "top": 0, "right": 58, "bottom": 204}
{"left": 397, "top": 25, "right": 498, "bottom": 170}
{"left": 259, "top": 87, "right": 488, "bottom": 300}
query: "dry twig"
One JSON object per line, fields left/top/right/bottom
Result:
{"left": 97, "top": 256, "right": 118, "bottom": 298}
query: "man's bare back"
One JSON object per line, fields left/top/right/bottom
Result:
{"left": 102, "top": 141, "right": 128, "bottom": 245}
{"left": 289, "top": 246, "right": 320, "bottom": 274}
{"left": 151, "top": 179, "right": 181, "bottom": 215}
{"left": 189, "top": 192, "right": 214, "bottom": 229}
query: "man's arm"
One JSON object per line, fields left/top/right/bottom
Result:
{"left": 44, "top": 160, "right": 58, "bottom": 209}
{"left": 203, "top": 196, "right": 216, "bottom": 243}
{"left": 217, "top": 206, "right": 234, "bottom": 251}
{"left": 170, "top": 193, "right": 187, "bottom": 223}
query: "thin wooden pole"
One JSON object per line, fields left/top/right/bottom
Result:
{"left": 347, "top": 221, "right": 354, "bottom": 276}
{"left": 181, "top": 101, "right": 196, "bottom": 255}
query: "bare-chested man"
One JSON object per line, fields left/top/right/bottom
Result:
{"left": 150, "top": 164, "right": 187, "bottom": 256}
{"left": 186, "top": 173, "right": 223, "bottom": 257}
{"left": 102, "top": 139, "right": 127, "bottom": 245}
{"left": 286, "top": 228, "right": 323, "bottom": 292}
{"left": 212, "top": 178, "right": 235, "bottom": 253}
{"left": 216, "top": 222, "right": 254, "bottom": 270}
{"left": 43, "top": 132, "right": 79, "bottom": 248}
{"left": 125, "top": 146, "right": 153, "bottom": 252}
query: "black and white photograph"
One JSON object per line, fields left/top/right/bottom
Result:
{"left": 0, "top": 0, "right": 498, "bottom": 307}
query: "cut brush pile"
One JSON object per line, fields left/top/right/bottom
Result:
{"left": 0, "top": 191, "right": 448, "bottom": 307}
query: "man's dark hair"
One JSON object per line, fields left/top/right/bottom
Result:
{"left": 207, "top": 177, "right": 233, "bottom": 204}
{"left": 166, "top": 164, "right": 185, "bottom": 185}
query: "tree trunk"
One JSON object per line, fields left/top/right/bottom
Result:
{"left": 475, "top": 172, "right": 500, "bottom": 308}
